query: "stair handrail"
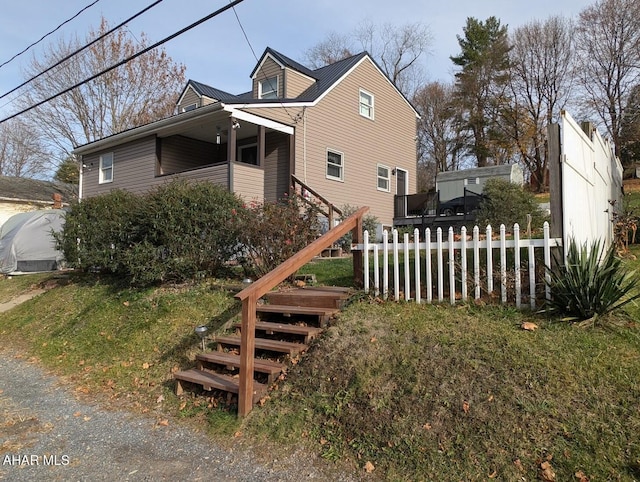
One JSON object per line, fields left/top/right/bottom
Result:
{"left": 291, "top": 174, "right": 343, "bottom": 227}
{"left": 234, "top": 206, "right": 368, "bottom": 416}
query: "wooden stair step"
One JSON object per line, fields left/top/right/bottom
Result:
{"left": 264, "top": 289, "right": 349, "bottom": 309}
{"left": 257, "top": 304, "right": 338, "bottom": 327}
{"left": 196, "top": 352, "right": 285, "bottom": 381}
{"left": 233, "top": 321, "right": 323, "bottom": 343}
{"left": 215, "top": 335, "right": 308, "bottom": 355}
{"left": 174, "top": 369, "right": 266, "bottom": 404}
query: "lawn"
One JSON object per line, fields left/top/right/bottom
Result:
{"left": 0, "top": 244, "right": 639, "bottom": 480}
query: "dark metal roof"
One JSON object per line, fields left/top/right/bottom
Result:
{"left": 249, "top": 47, "right": 318, "bottom": 80}
{"left": 0, "top": 176, "right": 78, "bottom": 203}
{"left": 187, "top": 80, "right": 240, "bottom": 102}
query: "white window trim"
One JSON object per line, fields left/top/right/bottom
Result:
{"left": 258, "top": 75, "right": 279, "bottom": 99}
{"left": 182, "top": 103, "right": 198, "bottom": 112}
{"left": 359, "top": 88, "right": 374, "bottom": 120}
{"left": 377, "top": 164, "right": 391, "bottom": 192}
{"left": 99, "top": 152, "right": 113, "bottom": 184}
{"left": 395, "top": 167, "right": 409, "bottom": 195}
{"left": 326, "top": 149, "right": 344, "bottom": 182}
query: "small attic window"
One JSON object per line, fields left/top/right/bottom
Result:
{"left": 182, "top": 103, "right": 198, "bottom": 112}
{"left": 258, "top": 76, "right": 279, "bottom": 99}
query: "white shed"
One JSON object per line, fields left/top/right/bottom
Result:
{"left": 436, "top": 164, "right": 524, "bottom": 202}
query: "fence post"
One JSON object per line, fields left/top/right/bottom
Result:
{"left": 352, "top": 215, "right": 364, "bottom": 288}
{"left": 363, "top": 230, "right": 369, "bottom": 294}
{"left": 238, "top": 295, "right": 257, "bottom": 417}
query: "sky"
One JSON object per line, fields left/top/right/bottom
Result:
{"left": 0, "top": 0, "right": 595, "bottom": 119}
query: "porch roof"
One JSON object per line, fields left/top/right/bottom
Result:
{"left": 73, "top": 103, "right": 293, "bottom": 156}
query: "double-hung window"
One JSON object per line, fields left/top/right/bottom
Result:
{"left": 377, "top": 164, "right": 390, "bottom": 192}
{"left": 259, "top": 76, "right": 279, "bottom": 99}
{"left": 359, "top": 89, "right": 374, "bottom": 119}
{"left": 326, "top": 149, "right": 344, "bottom": 181}
{"left": 99, "top": 153, "right": 113, "bottom": 183}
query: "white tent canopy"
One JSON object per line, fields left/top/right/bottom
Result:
{"left": 0, "top": 209, "right": 65, "bottom": 274}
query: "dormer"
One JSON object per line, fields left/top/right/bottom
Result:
{"left": 176, "top": 80, "right": 239, "bottom": 113}
{"left": 250, "top": 48, "right": 317, "bottom": 100}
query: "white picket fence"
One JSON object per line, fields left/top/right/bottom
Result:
{"left": 358, "top": 222, "right": 562, "bottom": 309}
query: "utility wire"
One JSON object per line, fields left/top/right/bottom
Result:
{"left": 0, "top": 0, "right": 246, "bottom": 125}
{"left": 229, "top": 1, "right": 298, "bottom": 124}
{"left": 0, "top": 0, "right": 164, "bottom": 101}
{"left": 0, "top": 0, "right": 102, "bottom": 70}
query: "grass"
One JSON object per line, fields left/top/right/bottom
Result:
{"left": 0, "top": 246, "right": 639, "bottom": 480}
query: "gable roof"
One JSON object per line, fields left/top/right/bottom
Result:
{"left": 187, "top": 80, "right": 240, "bottom": 102}
{"left": 250, "top": 47, "right": 317, "bottom": 80}
{"left": 0, "top": 176, "right": 78, "bottom": 203}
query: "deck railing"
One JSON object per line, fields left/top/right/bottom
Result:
{"left": 234, "top": 206, "right": 368, "bottom": 416}
{"left": 291, "top": 174, "right": 343, "bottom": 228}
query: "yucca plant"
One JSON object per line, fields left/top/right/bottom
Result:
{"left": 545, "top": 238, "right": 640, "bottom": 325}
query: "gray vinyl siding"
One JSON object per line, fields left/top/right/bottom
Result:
{"left": 159, "top": 135, "right": 220, "bottom": 175}
{"left": 263, "top": 131, "right": 290, "bottom": 202}
{"left": 253, "top": 58, "right": 283, "bottom": 98}
{"left": 233, "top": 163, "right": 264, "bottom": 201}
{"left": 80, "top": 135, "right": 229, "bottom": 198}
{"left": 178, "top": 87, "right": 200, "bottom": 112}
{"left": 284, "top": 68, "right": 315, "bottom": 98}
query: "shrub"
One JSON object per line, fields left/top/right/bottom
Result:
{"left": 56, "top": 189, "right": 140, "bottom": 274}
{"left": 337, "top": 205, "right": 379, "bottom": 252}
{"left": 237, "top": 193, "right": 321, "bottom": 278}
{"left": 545, "top": 237, "right": 640, "bottom": 324}
{"left": 57, "top": 180, "right": 244, "bottom": 286}
{"left": 477, "top": 178, "right": 548, "bottom": 231}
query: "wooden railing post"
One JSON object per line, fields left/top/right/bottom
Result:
{"left": 352, "top": 214, "right": 364, "bottom": 288}
{"left": 238, "top": 294, "right": 256, "bottom": 417}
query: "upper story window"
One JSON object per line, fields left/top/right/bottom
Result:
{"left": 464, "top": 177, "right": 479, "bottom": 186}
{"left": 377, "top": 164, "right": 390, "bottom": 192}
{"left": 258, "top": 76, "right": 279, "bottom": 99}
{"left": 359, "top": 89, "right": 374, "bottom": 119}
{"left": 182, "top": 103, "right": 197, "bottom": 112}
{"left": 326, "top": 149, "right": 344, "bottom": 181}
{"left": 99, "top": 153, "right": 113, "bottom": 184}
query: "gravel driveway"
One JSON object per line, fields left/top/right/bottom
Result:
{"left": 0, "top": 351, "right": 359, "bottom": 482}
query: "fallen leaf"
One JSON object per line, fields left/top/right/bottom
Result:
{"left": 83, "top": 416, "right": 91, "bottom": 421}
{"left": 462, "top": 400, "right": 470, "bottom": 413}
{"left": 540, "top": 461, "right": 556, "bottom": 481}
{"left": 422, "top": 423, "right": 432, "bottom": 430}
{"left": 156, "top": 395, "right": 164, "bottom": 403}
{"left": 364, "top": 461, "right": 375, "bottom": 473}
{"left": 179, "top": 402, "right": 187, "bottom": 410}
{"left": 522, "top": 322, "right": 539, "bottom": 331}
{"left": 157, "top": 419, "right": 169, "bottom": 427}
{"left": 575, "top": 471, "right": 589, "bottom": 482}
{"left": 488, "top": 395, "right": 494, "bottom": 402}
{"left": 488, "top": 471, "right": 497, "bottom": 478}
{"left": 370, "top": 336, "right": 377, "bottom": 343}
{"left": 234, "top": 431, "right": 242, "bottom": 438}
{"left": 142, "top": 363, "right": 150, "bottom": 370}
{"left": 73, "top": 411, "right": 82, "bottom": 417}
{"left": 514, "top": 459, "right": 524, "bottom": 472}
{"left": 123, "top": 301, "right": 130, "bottom": 306}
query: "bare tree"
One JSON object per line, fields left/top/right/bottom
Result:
{"left": 575, "top": 0, "right": 640, "bottom": 157}
{"left": 413, "top": 82, "right": 467, "bottom": 190}
{"left": 18, "top": 17, "right": 185, "bottom": 158}
{"left": 507, "top": 16, "right": 576, "bottom": 191}
{"left": 0, "top": 118, "right": 51, "bottom": 178}
{"left": 305, "top": 21, "right": 431, "bottom": 98}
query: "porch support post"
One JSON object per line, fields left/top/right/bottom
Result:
{"left": 352, "top": 214, "right": 364, "bottom": 288}
{"left": 288, "top": 132, "right": 295, "bottom": 195}
{"left": 257, "top": 125, "right": 265, "bottom": 167}
{"left": 227, "top": 117, "right": 237, "bottom": 190}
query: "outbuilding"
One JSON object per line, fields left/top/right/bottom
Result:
{"left": 436, "top": 164, "right": 524, "bottom": 202}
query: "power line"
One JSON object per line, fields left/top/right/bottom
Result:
{"left": 229, "top": 1, "right": 299, "bottom": 124}
{"left": 0, "top": 0, "right": 246, "bottom": 125}
{"left": 0, "top": 0, "right": 102, "bottom": 71}
{"left": 0, "top": 0, "right": 165, "bottom": 101}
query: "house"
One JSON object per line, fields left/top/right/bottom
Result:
{"left": 74, "top": 48, "right": 419, "bottom": 228}
{"left": 0, "top": 176, "right": 77, "bottom": 228}
{"left": 435, "top": 164, "right": 524, "bottom": 203}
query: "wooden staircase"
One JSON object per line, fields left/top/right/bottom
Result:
{"left": 174, "top": 286, "right": 351, "bottom": 404}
